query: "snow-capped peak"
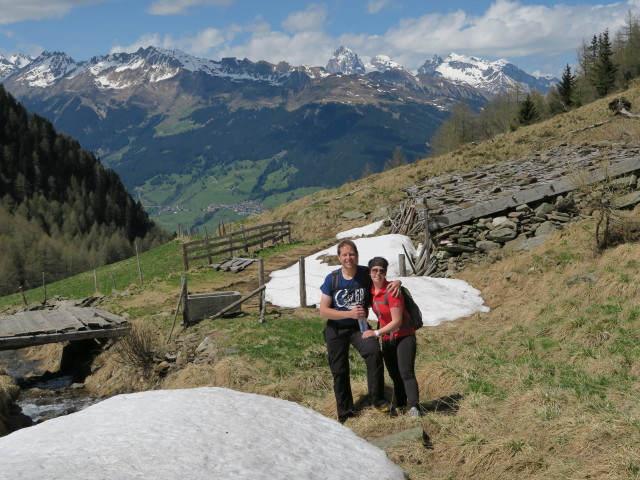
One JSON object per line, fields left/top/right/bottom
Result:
{"left": 326, "top": 46, "right": 365, "bottom": 75}
{"left": 0, "top": 53, "right": 34, "bottom": 79}
{"left": 365, "top": 55, "right": 404, "bottom": 73}
{"left": 418, "top": 52, "right": 558, "bottom": 94}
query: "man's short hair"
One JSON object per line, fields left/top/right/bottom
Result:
{"left": 337, "top": 239, "right": 358, "bottom": 256}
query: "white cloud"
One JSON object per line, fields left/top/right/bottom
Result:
{"left": 0, "top": 0, "right": 105, "bottom": 24}
{"left": 108, "top": 0, "right": 640, "bottom": 75}
{"left": 343, "top": 0, "right": 638, "bottom": 70}
{"left": 110, "top": 33, "right": 163, "bottom": 54}
{"left": 147, "top": 0, "right": 235, "bottom": 16}
{"left": 367, "top": 0, "right": 391, "bottom": 14}
{"left": 281, "top": 3, "right": 327, "bottom": 33}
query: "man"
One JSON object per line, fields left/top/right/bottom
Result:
{"left": 319, "top": 239, "right": 400, "bottom": 423}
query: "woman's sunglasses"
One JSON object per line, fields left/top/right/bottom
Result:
{"left": 370, "top": 268, "right": 386, "bottom": 274}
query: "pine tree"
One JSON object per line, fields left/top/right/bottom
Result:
{"left": 517, "top": 94, "right": 540, "bottom": 126}
{"left": 557, "top": 64, "right": 576, "bottom": 109}
{"left": 591, "top": 30, "right": 618, "bottom": 97}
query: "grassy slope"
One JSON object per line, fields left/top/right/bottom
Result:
{"left": 3, "top": 82, "right": 640, "bottom": 479}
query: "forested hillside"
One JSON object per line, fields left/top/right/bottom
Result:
{"left": 0, "top": 86, "right": 170, "bottom": 296}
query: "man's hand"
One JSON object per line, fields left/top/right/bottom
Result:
{"left": 352, "top": 305, "right": 367, "bottom": 319}
{"left": 388, "top": 280, "right": 402, "bottom": 296}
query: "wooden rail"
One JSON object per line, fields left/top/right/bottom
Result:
{"left": 181, "top": 221, "right": 291, "bottom": 270}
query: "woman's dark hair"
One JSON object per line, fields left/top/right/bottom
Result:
{"left": 368, "top": 256, "right": 389, "bottom": 270}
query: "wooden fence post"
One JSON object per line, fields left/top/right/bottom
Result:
{"left": 19, "top": 286, "right": 27, "bottom": 307}
{"left": 424, "top": 207, "right": 431, "bottom": 264}
{"left": 167, "top": 275, "right": 186, "bottom": 342}
{"left": 204, "top": 226, "right": 212, "bottom": 265}
{"left": 181, "top": 276, "right": 189, "bottom": 325}
{"left": 135, "top": 241, "right": 143, "bottom": 284}
{"left": 258, "top": 258, "right": 266, "bottom": 323}
{"left": 94, "top": 269, "right": 98, "bottom": 292}
{"left": 399, "top": 254, "right": 407, "bottom": 276}
{"left": 42, "top": 272, "right": 47, "bottom": 304}
{"left": 299, "top": 256, "right": 307, "bottom": 308}
{"left": 181, "top": 243, "right": 189, "bottom": 271}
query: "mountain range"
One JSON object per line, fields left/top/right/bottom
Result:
{"left": 0, "top": 46, "right": 558, "bottom": 232}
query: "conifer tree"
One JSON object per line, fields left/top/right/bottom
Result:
{"left": 557, "top": 64, "right": 576, "bottom": 109}
{"left": 591, "top": 30, "right": 618, "bottom": 97}
{"left": 517, "top": 94, "right": 540, "bottom": 126}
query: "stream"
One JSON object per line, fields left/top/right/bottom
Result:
{"left": 0, "top": 349, "right": 103, "bottom": 425}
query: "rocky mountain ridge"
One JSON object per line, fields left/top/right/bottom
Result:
{"left": 0, "top": 45, "right": 557, "bottom": 233}
{"left": 1, "top": 46, "right": 557, "bottom": 95}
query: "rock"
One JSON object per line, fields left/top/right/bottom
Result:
{"left": 487, "top": 228, "right": 518, "bottom": 242}
{"left": 492, "top": 217, "right": 517, "bottom": 229}
{"left": 504, "top": 235, "right": 549, "bottom": 252}
{"left": 476, "top": 240, "right": 502, "bottom": 252}
{"left": 535, "top": 221, "right": 557, "bottom": 237}
{"left": 153, "top": 361, "right": 170, "bottom": 374}
{"left": 614, "top": 190, "right": 640, "bottom": 208}
{"left": 566, "top": 272, "right": 598, "bottom": 286}
{"left": 441, "top": 244, "right": 476, "bottom": 253}
{"left": 196, "top": 336, "right": 212, "bottom": 353}
{"left": 535, "top": 203, "right": 555, "bottom": 215}
{"left": 341, "top": 210, "right": 367, "bottom": 220}
{"left": 370, "top": 205, "right": 389, "bottom": 221}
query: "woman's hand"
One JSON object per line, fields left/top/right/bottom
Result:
{"left": 362, "top": 330, "right": 377, "bottom": 339}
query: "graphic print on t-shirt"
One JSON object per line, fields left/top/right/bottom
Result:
{"left": 334, "top": 287, "right": 366, "bottom": 309}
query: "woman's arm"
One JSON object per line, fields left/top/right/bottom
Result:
{"left": 362, "top": 305, "right": 402, "bottom": 338}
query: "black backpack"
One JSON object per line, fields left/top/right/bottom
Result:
{"left": 400, "top": 286, "right": 423, "bottom": 330}
{"left": 372, "top": 286, "right": 423, "bottom": 332}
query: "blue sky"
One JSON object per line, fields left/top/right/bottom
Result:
{"left": 1, "top": 0, "right": 639, "bottom": 76}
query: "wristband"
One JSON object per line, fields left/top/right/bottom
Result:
{"left": 374, "top": 330, "right": 379, "bottom": 337}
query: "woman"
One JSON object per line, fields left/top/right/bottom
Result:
{"left": 362, "top": 256, "right": 420, "bottom": 416}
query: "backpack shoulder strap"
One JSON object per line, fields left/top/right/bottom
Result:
{"left": 331, "top": 269, "right": 340, "bottom": 292}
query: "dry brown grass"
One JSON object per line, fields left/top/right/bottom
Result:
{"left": 0, "top": 371, "right": 21, "bottom": 436}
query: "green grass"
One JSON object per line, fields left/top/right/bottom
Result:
{"left": 223, "top": 315, "right": 326, "bottom": 379}
{"left": 0, "top": 240, "right": 185, "bottom": 309}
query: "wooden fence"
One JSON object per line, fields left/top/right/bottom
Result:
{"left": 181, "top": 221, "right": 291, "bottom": 270}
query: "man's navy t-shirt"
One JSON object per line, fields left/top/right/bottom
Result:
{"left": 320, "top": 266, "right": 371, "bottom": 327}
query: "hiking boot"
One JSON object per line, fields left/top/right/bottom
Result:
{"left": 338, "top": 411, "right": 355, "bottom": 423}
{"left": 408, "top": 407, "right": 421, "bottom": 417}
{"left": 375, "top": 401, "right": 392, "bottom": 414}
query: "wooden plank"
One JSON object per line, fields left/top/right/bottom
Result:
{"left": 44, "top": 309, "right": 86, "bottom": 332}
{"left": 0, "top": 326, "right": 130, "bottom": 350}
{"left": 89, "top": 307, "right": 128, "bottom": 325}
{"left": 230, "top": 259, "right": 255, "bottom": 272}
{"left": 32, "top": 311, "right": 60, "bottom": 334}
{"left": 14, "top": 311, "right": 55, "bottom": 335}
{"left": 0, "top": 315, "right": 29, "bottom": 338}
{"left": 64, "top": 307, "right": 111, "bottom": 329}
